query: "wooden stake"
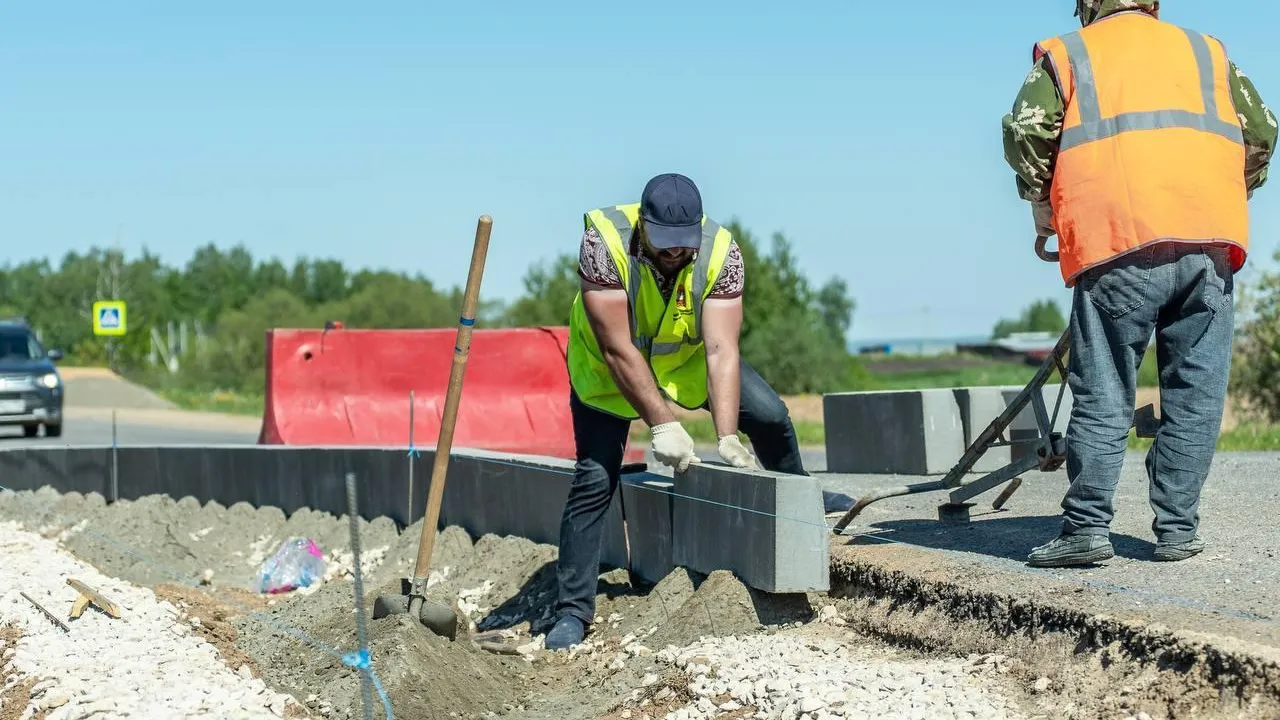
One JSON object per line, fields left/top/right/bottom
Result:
{"left": 66, "top": 578, "right": 122, "bottom": 620}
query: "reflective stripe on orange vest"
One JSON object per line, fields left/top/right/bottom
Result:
{"left": 1034, "top": 12, "right": 1249, "bottom": 286}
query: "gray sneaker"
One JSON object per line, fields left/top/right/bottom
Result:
{"left": 1154, "top": 535, "right": 1205, "bottom": 562}
{"left": 1027, "top": 533, "right": 1115, "bottom": 567}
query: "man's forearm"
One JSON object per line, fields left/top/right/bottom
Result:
{"left": 705, "top": 347, "right": 740, "bottom": 439}
{"left": 602, "top": 345, "right": 675, "bottom": 427}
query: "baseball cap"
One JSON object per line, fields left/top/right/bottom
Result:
{"left": 640, "top": 173, "right": 703, "bottom": 250}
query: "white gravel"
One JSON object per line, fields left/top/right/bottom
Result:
{"left": 0, "top": 521, "right": 305, "bottom": 719}
{"left": 647, "top": 629, "right": 1028, "bottom": 720}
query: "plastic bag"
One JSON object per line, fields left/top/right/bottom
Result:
{"left": 258, "top": 537, "right": 327, "bottom": 594}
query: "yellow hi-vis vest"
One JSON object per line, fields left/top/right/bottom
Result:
{"left": 567, "top": 202, "right": 734, "bottom": 419}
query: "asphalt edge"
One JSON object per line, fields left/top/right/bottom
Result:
{"left": 825, "top": 545, "right": 1280, "bottom": 719}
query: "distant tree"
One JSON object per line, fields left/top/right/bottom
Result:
{"left": 1231, "top": 251, "right": 1280, "bottom": 422}
{"left": 181, "top": 288, "right": 314, "bottom": 393}
{"left": 500, "top": 253, "right": 581, "bottom": 327}
{"left": 0, "top": 216, "right": 860, "bottom": 398}
{"left": 319, "top": 274, "right": 456, "bottom": 329}
{"left": 992, "top": 299, "right": 1067, "bottom": 339}
{"left": 732, "top": 224, "right": 856, "bottom": 394}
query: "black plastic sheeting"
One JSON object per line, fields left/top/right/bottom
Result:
{"left": 0, "top": 445, "right": 649, "bottom": 577}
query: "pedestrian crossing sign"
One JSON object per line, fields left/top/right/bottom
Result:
{"left": 93, "top": 301, "right": 127, "bottom": 336}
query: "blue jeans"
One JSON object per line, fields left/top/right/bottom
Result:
{"left": 554, "top": 358, "right": 806, "bottom": 625}
{"left": 1061, "top": 242, "right": 1235, "bottom": 544}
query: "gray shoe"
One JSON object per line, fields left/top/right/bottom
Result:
{"left": 1028, "top": 533, "right": 1114, "bottom": 567}
{"left": 1154, "top": 535, "right": 1205, "bottom": 561}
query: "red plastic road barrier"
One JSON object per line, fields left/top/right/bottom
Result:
{"left": 258, "top": 326, "right": 645, "bottom": 463}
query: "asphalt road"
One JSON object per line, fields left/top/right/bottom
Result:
{"left": 0, "top": 409, "right": 260, "bottom": 447}
{"left": 640, "top": 443, "right": 1280, "bottom": 645}
{"left": 822, "top": 451, "right": 1280, "bottom": 635}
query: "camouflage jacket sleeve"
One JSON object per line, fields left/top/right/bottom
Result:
{"left": 1229, "top": 60, "right": 1278, "bottom": 195}
{"left": 1000, "top": 55, "right": 1279, "bottom": 200}
{"left": 1000, "top": 55, "right": 1063, "bottom": 204}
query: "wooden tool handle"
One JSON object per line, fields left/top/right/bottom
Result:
{"left": 412, "top": 215, "right": 493, "bottom": 580}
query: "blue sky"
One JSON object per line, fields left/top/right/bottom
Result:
{"left": 2, "top": 1, "right": 1277, "bottom": 342}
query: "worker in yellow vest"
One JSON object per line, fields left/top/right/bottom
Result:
{"left": 545, "top": 172, "right": 809, "bottom": 649}
{"left": 1001, "top": 0, "right": 1276, "bottom": 567}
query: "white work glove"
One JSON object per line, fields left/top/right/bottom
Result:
{"left": 650, "top": 422, "right": 701, "bottom": 472}
{"left": 1031, "top": 199, "right": 1055, "bottom": 238}
{"left": 717, "top": 435, "right": 761, "bottom": 470}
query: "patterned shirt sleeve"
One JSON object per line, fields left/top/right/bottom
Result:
{"left": 1000, "top": 54, "right": 1064, "bottom": 203}
{"left": 579, "top": 225, "right": 744, "bottom": 297}
{"left": 1228, "top": 60, "right": 1279, "bottom": 195}
{"left": 708, "top": 241, "right": 745, "bottom": 299}
{"left": 577, "top": 226, "right": 623, "bottom": 288}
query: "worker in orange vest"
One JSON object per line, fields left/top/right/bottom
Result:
{"left": 1001, "top": 0, "right": 1276, "bottom": 567}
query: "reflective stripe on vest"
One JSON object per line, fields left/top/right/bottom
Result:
{"left": 1058, "top": 28, "right": 1244, "bottom": 151}
{"left": 596, "top": 205, "right": 724, "bottom": 358}
{"left": 1033, "top": 13, "right": 1249, "bottom": 286}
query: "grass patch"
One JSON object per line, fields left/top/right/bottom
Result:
{"left": 630, "top": 414, "right": 1280, "bottom": 453}
{"left": 850, "top": 350, "right": 1160, "bottom": 391}
{"left": 866, "top": 364, "right": 1039, "bottom": 391}
{"left": 158, "top": 388, "right": 264, "bottom": 416}
{"left": 630, "top": 417, "right": 826, "bottom": 446}
{"left": 1128, "top": 422, "right": 1280, "bottom": 452}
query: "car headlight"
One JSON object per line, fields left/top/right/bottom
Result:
{"left": 39, "top": 373, "right": 59, "bottom": 389}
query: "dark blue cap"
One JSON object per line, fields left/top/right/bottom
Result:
{"left": 640, "top": 173, "right": 703, "bottom": 250}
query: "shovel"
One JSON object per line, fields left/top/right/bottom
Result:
{"left": 372, "top": 214, "right": 493, "bottom": 639}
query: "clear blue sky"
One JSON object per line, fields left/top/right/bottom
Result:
{"left": 2, "top": 1, "right": 1277, "bottom": 342}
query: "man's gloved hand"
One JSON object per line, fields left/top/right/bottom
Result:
{"left": 650, "top": 422, "right": 700, "bottom": 472}
{"left": 1031, "top": 199, "right": 1055, "bottom": 238}
{"left": 717, "top": 435, "right": 760, "bottom": 470}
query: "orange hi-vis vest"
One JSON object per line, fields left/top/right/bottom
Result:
{"left": 1035, "top": 11, "right": 1249, "bottom": 286}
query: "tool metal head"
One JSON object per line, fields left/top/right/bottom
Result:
{"left": 371, "top": 578, "right": 462, "bottom": 640}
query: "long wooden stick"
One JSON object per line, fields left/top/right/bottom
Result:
{"left": 411, "top": 215, "right": 492, "bottom": 582}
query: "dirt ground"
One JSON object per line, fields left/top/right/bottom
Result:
{"left": 0, "top": 625, "right": 45, "bottom": 720}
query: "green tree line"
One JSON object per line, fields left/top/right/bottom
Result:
{"left": 0, "top": 221, "right": 859, "bottom": 396}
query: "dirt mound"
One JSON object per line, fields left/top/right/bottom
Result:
{"left": 233, "top": 580, "right": 527, "bottom": 720}
{"left": 59, "top": 367, "right": 177, "bottom": 410}
{"left": 0, "top": 487, "right": 401, "bottom": 591}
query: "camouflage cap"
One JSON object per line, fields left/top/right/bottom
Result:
{"left": 1076, "top": 0, "right": 1159, "bottom": 26}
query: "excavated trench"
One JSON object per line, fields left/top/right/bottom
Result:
{"left": 1, "top": 487, "right": 1275, "bottom": 720}
{"left": 825, "top": 553, "right": 1280, "bottom": 720}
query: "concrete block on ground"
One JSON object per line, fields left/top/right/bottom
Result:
{"left": 0, "top": 447, "right": 110, "bottom": 498}
{"left": 954, "top": 385, "right": 1073, "bottom": 472}
{"left": 114, "top": 446, "right": 414, "bottom": 524}
{"left": 5, "top": 445, "right": 637, "bottom": 574}
{"left": 823, "top": 389, "right": 965, "bottom": 475}
{"left": 672, "top": 463, "right": 828, "bottom": 593}
{"left": 620, "top": 472, "right": 675, "bottom": 584}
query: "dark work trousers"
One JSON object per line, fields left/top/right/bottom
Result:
{"left": 554, "top": 358, "right": 806, "bottom": 625}
{"left": 1061, "top": 242, "right": 1235, "bottom": 543}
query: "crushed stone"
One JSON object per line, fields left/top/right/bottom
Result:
{"left": 0, "top": 521, "right": 308, "bottom": 719}
{"left": 641, "top": 628, "right": 1029, "bottom": 720}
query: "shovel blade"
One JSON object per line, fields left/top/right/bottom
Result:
{"left": 372, "top": 594, "right": 409, "bottom": 619}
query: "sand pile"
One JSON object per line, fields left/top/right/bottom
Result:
{"left": 233, "top": 580, "right": 527, "bottom": 720}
